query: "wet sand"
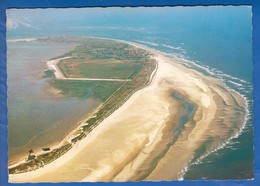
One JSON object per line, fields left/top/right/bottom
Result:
{"left": 9, "top": 43, "right": 246, "bottom": 182}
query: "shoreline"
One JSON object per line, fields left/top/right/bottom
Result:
{"left": 8, "top": 98, "right": 103, "bottom": 169}
{"left": 8, "top": 37, "right": 157, "bottom": 175}
{"left": 7, "top": 40, "right": 81, "bottom": 166}
{"left": 9, "top": 38, "right": 248, "bottom": 182}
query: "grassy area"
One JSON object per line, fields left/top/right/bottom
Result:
{"left": 42, "top": 70, "right": 55, "bottom": 78}
{"left": 52, "top": 38, "right": 152, "bottom": 100}
{"left": 57, "top": 38, "right": 150, "bottom": 79}
{"left": 51, "top": 80, "right": 124, "bottom": 101}
{"left": 63, "top": 62, "right": 142, "bottom": 79}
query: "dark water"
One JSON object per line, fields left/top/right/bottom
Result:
{"left": 7, "top": 6, "right": 253, "bottom": 179}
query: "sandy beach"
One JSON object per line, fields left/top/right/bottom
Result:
{"left": 9, "top": 42, "right": 246, "bottom": 182}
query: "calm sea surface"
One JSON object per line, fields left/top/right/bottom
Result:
{"left": 7, "top": 6, "right": 253, "bottom": 179}
{"left": 7, "top": 41, "right": 100, "bottom": 163}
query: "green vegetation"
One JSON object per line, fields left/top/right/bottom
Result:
{"left": 42, "top": 70, "right": 55, "bottom": 78}
{"left": 60, "top": 60, "right": 142, "bottom": 79}
{"left": 51, "top": 38, "right": 153, "bottom": 100}
{"left": 57, "top": 38, "right": 149, "bottom": 79}
{"left": 9, "top": 143, "right": 72, "bottom": 174}
{"left": 51, "top": 80, "right": 124, "bottom": 101}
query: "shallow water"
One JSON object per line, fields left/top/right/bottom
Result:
{"left": 7, "top": 41, "right": 100, "bottom": 164}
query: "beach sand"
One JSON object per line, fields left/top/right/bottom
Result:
{"left": 9, "top": 43, "right": 246, "bottom": 182}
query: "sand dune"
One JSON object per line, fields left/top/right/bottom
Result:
{"left": 9, "top": 43, "right": 246, "bottom": 182}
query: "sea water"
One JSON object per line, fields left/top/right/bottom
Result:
{"left": 7, "top": 41, "right": 101, "bottom": 164}
{"left": 7, "top": 6, "right": 253, "bottom": 179}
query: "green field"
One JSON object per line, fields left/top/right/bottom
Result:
{"left": 59, "top": 60, "right": 142, "bottom": 79}
{"left": 51, "top": 80, "right": 124, "bottom": 101}
{"left": 57, "top": 38, "right": 150, "bottom": 79}
{"left": 52, "top": 38, "right": 152, "bottom": 101}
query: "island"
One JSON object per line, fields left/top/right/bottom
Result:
{"left": 9, "top": 37, "right": 247, "bottom": 182}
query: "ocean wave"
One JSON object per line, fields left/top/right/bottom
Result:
{"left": 181, "top": 59, "right": 216, "bottom": 76}
{"left": 228, "top": 140, "right": 241, "bottom": 146}
{"left": 135, "top": 40, "right": 160, "bottom": 47}
{"left": 227, "top": 80, "right": 244, "bottom": 87}
{"left": 169, "top": 53, "right": 187, "bottom": 59}
{"left": 162, "top": 44, "right": 184, "bottom": 51}
{"left": 222, "top": 73, "right": 250, "bottom": 84}
{"left": 177, "top": 161, "right": 191, "bottom": 181}
{"left": 181, "top": 88, "right": 250, "bottom": 176}
{"left": 165, "top": 51, "right": 251, "bottom": 88}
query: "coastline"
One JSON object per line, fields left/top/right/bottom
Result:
{"left": 8, "top": 37, "right": 157, "bottom": 175}
{"left": 7, "top": 39, "right": 86, "bottom": 166}
{"left": 9, "top": 38, "right": 248, "bottom": 182}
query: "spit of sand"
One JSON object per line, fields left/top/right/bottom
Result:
{"left": 9, "top": 44, "right": 246, "bottom": 182}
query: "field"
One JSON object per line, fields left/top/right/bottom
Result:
{"left": 57, "top": 38, "right": 146, "bottom": 79}
{"left": 51, "top": 80, "right": 124, "bottom": 101}
{"left": 50, "top": 38, "right": 153, "bottom": 100}
{"left": 59, "top": 60, "right": 142, "bottom": 79}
